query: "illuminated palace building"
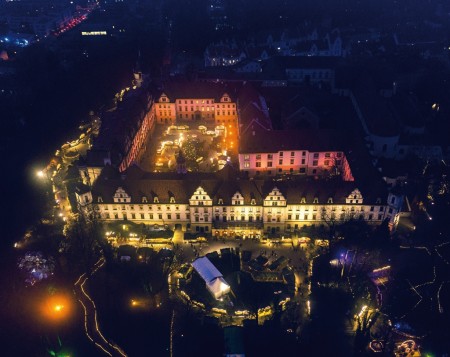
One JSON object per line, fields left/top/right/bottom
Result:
{"left": 77, "top": 77, "right": 403, "bottom": 234}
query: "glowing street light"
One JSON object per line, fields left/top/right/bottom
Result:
{"left": 41, "top": 294, "right": 72, "bottom": 323}
{"left": 54, "top": 304, "right": 64, "bottom": 312}
{"left": 37, "top": 170, "right": 45, "bottom": 178}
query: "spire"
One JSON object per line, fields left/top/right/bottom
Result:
{"left": 135, "top": 50, "right": 142, "bottom": 72}
{"left": 133, "top": 50, "right": 143, "bottom": 88}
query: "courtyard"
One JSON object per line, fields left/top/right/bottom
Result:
{"left": 139, "top": 121, "right": 238, "bottom": 173}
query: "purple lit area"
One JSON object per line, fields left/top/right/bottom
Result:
{"left": 18, "top": 252, "right": 55, "bottom": 286}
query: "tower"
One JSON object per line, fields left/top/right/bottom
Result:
{"left": 133, "top": 50, "right": 143, "bottom": 88}
{"left": 176, "top": 150, "right": 187, "bottom": 174}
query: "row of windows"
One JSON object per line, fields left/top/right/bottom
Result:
{"left": 104, "top": 211, "right": 388, "bottom": 222}
{"left": 212, "top": 216, "right": 261, "bottom": 222}
{"left": 178, "top": 106, "right": 214, "bottom": 112}
{"left": 173, "top": 100, "right": 234, "bottom": 105}
{"left": 176, "top": 100, "right": 213, "bottom": 104}
{"left": 105, "top": 204, "right": 186, "bottom": 211}
{"left": 215, "top": 207, "right": 261, "bottom": 213}
{"left": 216, "top": 111, "right": 236, "bottom": 116}
{"left": 251, "top": 159, "right": 341, "bottom": 167}
{"left": 247, "top": 152, "right": 342, "bottom": 161}
{"left": 102, "top": 203, "right": 386, "bottom": 213}
{"left": 105, "top": 213, "right": 188, "bottom": 220}
{"left": 285, "top": 213, "right": 384, "bottom": 220}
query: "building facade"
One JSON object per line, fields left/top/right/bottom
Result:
{"left": 76, "top": 165, "right": 397, "bottom": 235}
{"left": 238, "top": 129, "right": 354, "bottom": 180}
{"left": 154, "top": 91, "right": 238, "bottom": 128}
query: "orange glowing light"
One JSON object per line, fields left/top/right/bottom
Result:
{"left": 40, "top": 293, "right": 73, "bottom": 323}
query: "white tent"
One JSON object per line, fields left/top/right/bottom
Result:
{"left": 192, "top": 257, "right": 231, "bottom": 299}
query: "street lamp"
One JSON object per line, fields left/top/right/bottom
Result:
{"left": 40, "top": 293, "right": 72, "bottom": 323}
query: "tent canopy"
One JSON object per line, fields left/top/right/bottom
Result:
{"left": 192, "top": 257, "right": 230, "bottom": 299}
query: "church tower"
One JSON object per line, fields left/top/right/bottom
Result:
{"left": 176, "top": 150, "right": 187, "bottom": 174}
{"left": 133, "top": 51, "right": 143, "bottom": 88}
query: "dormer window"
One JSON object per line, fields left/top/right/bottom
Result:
{"left": 170, "top": 197, "right": 175, "bottom": 203}
{"left": 251, "top": 199, "right": 256, "bottom": 205}
{"left": 313, "top": 197, "right": 319, "bottom": 204}
{"left": 218, "top": 198, "right": 223, "bottom": 205}
{"left": 327, "top": 197, "right": 333, "bottom": 204}
{"left": 376, "top": 198, "right": 381, "bottom": 204}
{"left": 154, "top": 197, "right": 159, "bottom": 203}
{"left": 142, "top": 196, "right": 148, "bottom": 203}
{"left": 301, "top": 197, "right": 306, "bottom": 204}
{"left": 98, "top": 197, "right": 103, "bottom": 203}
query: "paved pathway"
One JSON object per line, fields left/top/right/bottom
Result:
{"left": 74, "top": 257, "right": 128, "bottom": 357}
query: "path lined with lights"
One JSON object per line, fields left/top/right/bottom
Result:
{"left": 398, "top": 243, "right": 450, "bottom": 318}
{"left": 74, "top": 258, "right": 127, "bottom": 357}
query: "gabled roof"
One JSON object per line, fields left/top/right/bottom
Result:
{"left": 90, "top": 162, "right": 388, "bottom": 205}
{"left": 239, "top": 129, "right": 347, "bottom": 153}
{"left": 156, "top": 81, "right": 239, "bottom": 102}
